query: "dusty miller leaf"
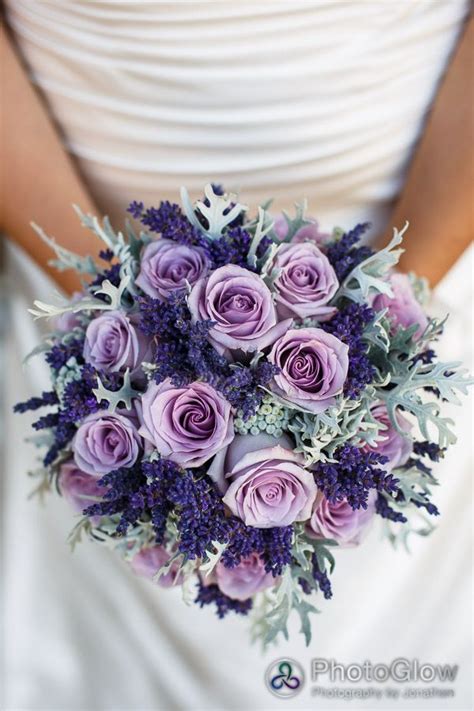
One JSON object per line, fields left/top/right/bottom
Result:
{"left": 251, "top": 567, "right": 319, "bottom": 648}
{"left": 92, "top": 369, "right": 140, "bottom": 412}
{"left": 67, "top": 517, "right": 93, "bottom": 552}
{"left": 337, "top": 223, "right": 407, "bottom": 303}
{"left": 28, "top": 276, "right": 131, "bottom": 320}
{"left": 271, "top": 199, "right": 311, "bottom": 243}
{"left": 73, "top": 207, "right": 131, "bottom": 264}
{"left": 199, "top": 541, "right": 229, "bottom": 578}
{"left": 247, "top": 207, "right": 274, "bottom": 269}
{"left": 180, "top": 184, "right": 247, "bottom": 240}
{"left": 380, "top": 359, "right": 473, "bottom": 447}
{"left": 30, "top": 221, "right": 98, "bottom": 275}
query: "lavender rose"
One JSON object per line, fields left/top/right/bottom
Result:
{"left": 139, "top": 379, "right": 234, "bottom": 468}
{"left": 273, "top": 214, "right": 330, "bottom": 246}
{"left": 208, "top": 432, "right": 317, "bottom": 528}
{"left": 365, "top": 402, "right": 412, "bottom": 470}
{"left": 136, "top": 239, "right": 209, "bottom": 300}
{"left": 188, "top": 264, "right": 291, "bottom": 354}
{"left": 130, "top": 546, "right": 182, "bottom": 588}
{"left": 83, "top": 310, "right": 150, "bottom": 376}
{"left": 58, "top": 460, "right": 108, "bottom": 523}
{"left": 372, "top": 273, "right": 428, "bottom": 340}
{"left": 268, "top": 327, "right": 349, "bottom": 413}
{"left": 215, "top": 553, "right": 275, "bottom": 601}
{"left": 72, "top": 410, "right": 141, "bottom": 476}
{"left": 271, "top": 242, "right": 338, "bottom": 320}
{"left": 308, "top": 490, "right": 376, "bottom": 547}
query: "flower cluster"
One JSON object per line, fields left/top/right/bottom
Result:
{"left": 15, "top": 184, "right": 472, "bottom": 647}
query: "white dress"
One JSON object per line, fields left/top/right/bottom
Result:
{"left": 2, "top": 2, "right": 473, "bottom": 710}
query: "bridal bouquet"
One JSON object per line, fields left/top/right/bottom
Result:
{"left": 15, "top": 184, "right": 472, "bottom": 645}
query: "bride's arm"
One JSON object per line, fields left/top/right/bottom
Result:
{"left": 377, "top": 15, "right": 473, "bottom": 287}
{"left": 0, "top": 24, "right": 99, "bottom": 293}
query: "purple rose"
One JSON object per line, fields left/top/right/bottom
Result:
{"left": 268, "top": 328, "right": 349, "bottom": 413}
{"left": 83, "top": 310, "right": 150, "bottom": 376}
{"left": 308, "top": 490, "right": 376, "bottom": 547}
{"left": 365, "top": 402, "right": 412, "bottom": 470}
{"left": 58, "top": 460, "right": 108, "bottom": 523}
{"left": 271, "top": 242, "right": 338, "bottom": 320}
{"left": 273, "top": 214, "right": 330, "bottom": 246}
{"left": 372, "top": 273, "right": 428, "bottom": 340}
{"left": 139, "top": 379, "right": 234, "bottom": 468}
{"left": 130, "top": 546, "right": 183, "bottom": 588}
{"left": 215, "top": 553, "right": 275, "bottom": 601}
{"left": 136, "top": 239, "right": 209, "bottom": 300}
{"left": 72, "top": 409, "right": 141, "bottom": 476}
{"left": 188, "top": 264, "right": 291, "bottom": 354}
{"left": 208, "top": 432, "right": 317, "bottom": 528}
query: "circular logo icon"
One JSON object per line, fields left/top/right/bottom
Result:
{"left": 265, "top": 658, "right": 305, "bottom": 698}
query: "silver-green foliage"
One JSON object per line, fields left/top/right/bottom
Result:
{"left": 337, "top": 224, "right": 406, "bottom": 303}
{"left": 180, "top": 184, "right": 247, "bottom": 239}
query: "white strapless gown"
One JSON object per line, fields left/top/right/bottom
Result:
{"left": 2, "top": 3, "right": 473, "bottom": 710}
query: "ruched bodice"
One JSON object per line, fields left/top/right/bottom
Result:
{"left": 4, "top": 0, "right": 469, "bottom": 234}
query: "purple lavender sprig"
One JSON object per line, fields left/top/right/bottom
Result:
{"left": 127, "top": 187, "right": 265, "bottom": 272}
{"left": 326, "top": 222, "right": 373, "bottom": 281}
{"left": 375, "top": 494, "right": 408, "bottom": 523}
{"left": 221, "top": 521, "right": 293, "bottom": 577}
{"left": 195, "top": 581, "right": 253, "bottom": 618}
{"left": 323, "top": 302, "right": 376, "bottom": 399}
{"left": 138, "top": 292, "right": 278, "bottom": 418}
{"left": 314, "top": 444, "right": 397, "bottom": 510}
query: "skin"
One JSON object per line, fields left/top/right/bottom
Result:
{"left": 375, "top": 14, "right": 473, "bottom": 285}
{"left": 0, "top": 23, "right": 98, "bottom": 293}
{"left": 1, "top": 17, "right": 472, "bottom": 293}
